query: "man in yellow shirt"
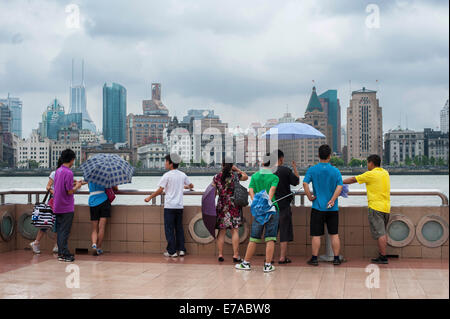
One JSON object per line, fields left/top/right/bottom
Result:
{"left": 343, "top": 154, "right": 390, "bottom": 264}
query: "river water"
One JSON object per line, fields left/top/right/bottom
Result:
{"left": 0, "top": 174, "right": 448, "bottom": 207}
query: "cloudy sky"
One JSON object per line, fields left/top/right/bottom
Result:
{"left": 0, "top": 0, "right": 448, "bottom": 138}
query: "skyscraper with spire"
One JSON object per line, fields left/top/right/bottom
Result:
{"left": 69, "top": 59, "right": 96, "bottom": 132}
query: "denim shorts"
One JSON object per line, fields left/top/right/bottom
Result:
{"left": 250, "top": 213, "right": 279, "bottom": 243}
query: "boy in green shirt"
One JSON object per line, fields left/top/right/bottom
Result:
{"left": 235, "top": 154, "right": 279, "bottom": 273}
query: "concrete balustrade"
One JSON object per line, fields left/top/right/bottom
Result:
{"left": 1, "top": 200, "right": 448, "bottom": 259}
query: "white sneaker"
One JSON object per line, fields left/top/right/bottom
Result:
{"left": 30, "top": 241, "right": 40, "bottom": 254}
{"left": 92, "top": 244, "right": 98, "bottom": 256}
{"left": 235, "top": 262, "right": 251, "bottom": 271}
{"left": 178, "top": 251, "right": 186, "bottom": 257}
{"left": 163, "top": 251, "right": 178, "bottom": 258}
{"left": 52, "top": 245, "right": 58, "bottom": 254}
{"left": 263, "top": 264, "right": 276, "bottom": 273}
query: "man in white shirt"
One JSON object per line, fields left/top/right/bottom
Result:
{"left": 145, "top": 154, "right": 194, "bottom": 257}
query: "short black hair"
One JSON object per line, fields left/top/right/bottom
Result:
{"left": 318, "top": 144, "right": 331, "bottom": 160}
{"left": 60, "top": 149, "right": 76, "bottom": 164}
{"left": 367, "top": 154, "right": 381, "bottom": 167}
{"left": 263, "top": 153, "right": 271, "bottom": 167}
{"left": 277, "top": 149, "right": 284, "bottom": 159}
{"left": 165, "top": 153, "right": 180, "bottom": 169}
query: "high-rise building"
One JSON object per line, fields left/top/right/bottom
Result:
{"left": 103, "top": 83, "right": 127, "bottom": 144}
{"left": 293, "top": 87, "right": 327, "bottom": 166}
{"left": 346, "top": 87, "right": 383, "bottom": 161}
{"left": 0, "top": 102, "right": 11, "bottom": 134}
{"left": 69, "top": 59, "right": 96, "bottom": 133}
{"left": 0, "top": 95, "right": 22, "bottom": 138}
{"left": 127, "top": 83, "right": 170, "bottom": 147}
{"left": 440, "top": 100, "right": 449, "bottom": 134}
{"left": 319, "top": 90, "right": 341, "bottom": 154}
{"left": 38, "top": 98, "right": 82, "bottom": 140}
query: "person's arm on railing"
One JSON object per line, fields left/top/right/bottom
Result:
{"left": 144, "top": 187, "right": 164, "bottom": 203}
{"left": 343, "top": 177, "right": 357, "bottom": 184}
{"left": 67, "top": 181, "right": 82, "bottom": 195}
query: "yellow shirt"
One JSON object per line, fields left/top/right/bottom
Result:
{"left": 355, "top": 167, "right": 391, "bottom": 213}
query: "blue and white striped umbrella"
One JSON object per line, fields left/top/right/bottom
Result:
{"left": 80, "top": 154, "right": 134, "bottom": 188}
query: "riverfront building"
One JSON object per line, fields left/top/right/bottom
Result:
{"left": 166, "top": 109, "right": 229, "bottom": 165}
{"left": 17, "top": 131, "right": 51, "bottom": 168}
{"left": 103, "top": 83, "right": 127, "bottom": 144}
{"left": 137, "top": 143, "right": 167, "bottom": 169}
{"left": 50, "top": 141, "right": 81, "bottom": 168}
{"left": 424, "top": 128, "right": 449, "bottom": 163}
{"left": 384, "top": 128, "right": 425, "bottom": 165}
{"left": 346, "top": 87, "right": 383, "bottom": 161}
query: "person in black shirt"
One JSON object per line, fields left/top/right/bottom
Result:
{"left": 274, "top": 149, "right": 300, "bottom": 264}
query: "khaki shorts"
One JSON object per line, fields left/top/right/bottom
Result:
{"left": 368, "top": 208, "right": 390, "bottom": 239}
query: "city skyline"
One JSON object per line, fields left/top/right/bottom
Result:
{"left": 0, "top": 0, "right": 448, "bottom": 138}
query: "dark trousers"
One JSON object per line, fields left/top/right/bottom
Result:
{"left": 164, "top": 208, "right": 186, "bottom": 255}
{"left": 56, "top": 212, "right": 74, "bottom": 256}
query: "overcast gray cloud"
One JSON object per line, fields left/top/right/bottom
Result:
{"left": 0, "top": 0, "right": 448, "bottom": 138}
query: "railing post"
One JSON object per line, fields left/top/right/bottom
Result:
{"left": 27, "top": 194, "right": 32, "bottom": 205}
{"left": 0, "top": 194, "right": 4, "bottom": 205}
{"left": 161, "top": 194, "right": 165, "bottom": 206}
{"left": 35, "top": 194, "right": 39, "bottom": 203}
{"left": 319, "top": 226, "right": 344, "bottom": 262}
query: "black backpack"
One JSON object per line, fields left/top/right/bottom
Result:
{"left": 232, "top": 173, "right": 249, "bottom": 207}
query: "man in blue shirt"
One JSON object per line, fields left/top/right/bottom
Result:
{"left": 303, "top": 144, "right": 343, "bottom": 266}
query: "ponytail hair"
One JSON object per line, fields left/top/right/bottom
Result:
{"left": 221, "top": 158, "right": 233, "bottom": 183}
{"left": 57, "top": 157, "right": 63, "bottom": 169}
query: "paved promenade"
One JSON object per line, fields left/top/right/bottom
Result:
{"left": 0, "top": 251, "right": 448, "bottom": 299}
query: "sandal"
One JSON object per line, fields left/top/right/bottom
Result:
{"left": 218, "top": 256, "right": 224, "bottom": 262}
{"left": 233, "top": 257, "right": 242, "bottom": 263}
{"left": 278, "top": 257, "right": 292, "bottom": 264}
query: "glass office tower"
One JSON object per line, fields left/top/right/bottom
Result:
{"left": 103, "top": 83, "right": 127, "bottom": 144}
